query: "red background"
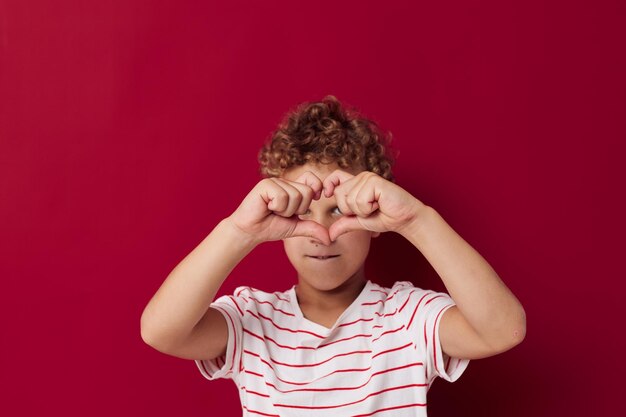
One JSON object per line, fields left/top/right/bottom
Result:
{"left": 1, "top": 1, "right": 624, "bottom": 416}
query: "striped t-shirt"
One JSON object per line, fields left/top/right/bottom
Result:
{"left": 195, "top": 280, "right": 470, "bottom": 417}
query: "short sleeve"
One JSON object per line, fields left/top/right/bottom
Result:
{"left": 194, "top": 287, "right": 249, "bottom": 382}
{"left": 392, "top": 281, "right": 470, "bottom": 385}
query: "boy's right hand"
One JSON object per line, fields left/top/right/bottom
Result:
{"left": 226, "top": 171, "right": 331, "bottom": 246}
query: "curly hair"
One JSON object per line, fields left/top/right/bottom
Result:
{"left": 258, "top": 95, "right": 397, "bottom": 182}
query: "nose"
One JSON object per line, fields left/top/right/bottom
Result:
{"left": 307, "top": 213, "right": 337, "bottom": 245}
{"left": 310, "top": 212, "right": 337, "bottom": 230}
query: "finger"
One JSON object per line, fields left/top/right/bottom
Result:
{"left": 328, "top": 216, "right": 366, "bottom": 242}
{"left": 345, "top": 173, "right": 373, "bottom": 217}
{"left": 323, "top": 169, "right": 355, "bottom": 198}
{"left": 353, "top": 175, "right": 380, "bottom": 216}
{"left": 289, "top": 220, "right": 331, "bottom": 246}
{"left": 327, "top": 174, "right": 361, "bottom": 216}
{"left": 334, "top": 184, "right": 355, "bottom": 216}
{"left": 262, "top": 179, "right": 290, "bottom": 213}
{"left": 269, "top": 178, "right": 302, "bottom": 217}
{"left": 281, "top": 178, "right": 317, "bottom": 214}
{"left": 293, "top": 171, "right": 323, "bottom": 200}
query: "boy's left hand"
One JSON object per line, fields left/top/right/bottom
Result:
{"left": 323, "top": 170, "right": 428, "bottom": 241}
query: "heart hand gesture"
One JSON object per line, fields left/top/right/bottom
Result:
{"left": 228, "top": 171, "right": 333, "bottom": 246}
{"left": 322, "top": 170, "right": 426, "bottom": 242}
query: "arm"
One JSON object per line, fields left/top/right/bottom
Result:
{"left": 140, "top": 217, "right": 257, "bottom": 356}
{"left": 398, "top": 205, "right": 527, "bottom": 359}
{"left": 140, "top": 172, "right": 329, "bottom": 359}
{"left": 320, "top": 169, "right": 526, "bottom": 359}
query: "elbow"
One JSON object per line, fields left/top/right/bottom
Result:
{"left": 488, "top": 310, "right": 527, "bottom": 354}
{"left": 509, "top": 324, "right": 526, "bottom": 348}
{"left": 140, "top": 309, "right": 164, "bottom": 349}
{"left": 140, "top": 315, "right": 157, "bottom": 347}
{"left": 501, "top": 310, "right": 527, "bottom": 351}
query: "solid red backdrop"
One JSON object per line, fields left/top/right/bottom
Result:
{"left": 1, "top": 1, "right": 624, "bottom": 416}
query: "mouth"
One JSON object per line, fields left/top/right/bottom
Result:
{"left": 306, "top": 255, "right": 340, "bottom": 260}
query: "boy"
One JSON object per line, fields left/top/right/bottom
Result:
{"left": 140, "top": 96, "right": 526, "bottom": 416}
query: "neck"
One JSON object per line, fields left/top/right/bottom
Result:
{"left": 294, "top": 267, "right": 368, "bottom": 311}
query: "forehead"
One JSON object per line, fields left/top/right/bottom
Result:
{"left": 281, "top": 162, "right": 363, "bottom": 182}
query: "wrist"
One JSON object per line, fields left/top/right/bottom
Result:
{"left": 396, "top": 203, "right": 433, "bottom": 239}
{"left": 219, "top": 216, "right": 261, "bottom": 251}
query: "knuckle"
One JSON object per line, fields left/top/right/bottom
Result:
{"left": 259, "top": 178, "right": 273, "bottom": 189}
{"left": 275, "top": 191, "right": 288, "bottom": 204}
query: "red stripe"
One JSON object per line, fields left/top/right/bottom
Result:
{"left": 350, "top": 402, "right": 427, "bottom": 417}
{"left": 243, "top": 328, "right": 371, "bottom": 351}
{"left": 407, "top": 293, "right": 432, "bottom": 330}
{"left": 241, "top": 406, "right": 280, "bottom": 417}
{"left": 371, "top": 325, "right": 405, "bottom": 342}
{"left": 338, "top": 317, "right": 374, "bottom": 327}
{"left": 318, "top": 333, "right": 372, "bottom": 348}
{"left": 245, "top": 369, "right": 264, "bottom": 378}
{"left": 398, "top": 289, "right": 417, "bottom": 312}
{"left": 245, "top": 348, "right": 372, "bottom": 368}
{"left": 248, "top": 296, "right": 295, "bottom": 317}
{"left": 227, "top": 295, "right": 244, "bottom": 316}
{"left": 249, "top": 310, "right": 326, "bottom": 339}
{"left": 361, "top": 299, "right": 384, "bottom": 306}
{"left": 240, "top": 386, "right": 270, "bottom": 398}
{"left": 243, "top": 328, "right": 267, "bottom": 343}
{"left": 244, "top": 329, "right": 315, "bottom": 350}
{"left": 198, "top": 358, "right": 210, "bottom": 375}
{"left": 235, "top": 287, "right": 249, "bottom": 297}
{"left": 244, "top": 350, "right": 274, "bottom": 373}
{"left": 372, "top": 342, "right": 412, "bottom": 359}
{"left": 274, "top": 384, "right": 424, "bottom": 410}
{"left": 425, "top": 295, "right": 444, "bottom": 305}
{"left": 432, "top": 306, "right": 449, "bottom": 376}
{"left": 271, "top": 292, "right": 290, "bottom": 302}
{"left": 384, "top": 288, "right": 402, "bottom": 302}
{"left": 263, "top": 362, "right": 424, "bottom": 394}
{"left": 374, "top": 309, "right": 398, "bottom": 318}
{"left": 245, "top": 365, "right": 373, "bottom": 386}
{"left": 246, "top": 287, "right": 290, "bottom": 302}
{"left": 369, "top": 289, "right": 388, "bottom": 295}
{"left": 213, "top": 305, "right": 237, "bottom": 373}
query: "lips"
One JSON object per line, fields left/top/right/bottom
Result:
{"left": 306, "top": 255, "right": 340, "bottom": 260}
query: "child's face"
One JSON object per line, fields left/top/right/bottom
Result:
{"left": 279, "top": 161, "right": 379, "bottom": 291}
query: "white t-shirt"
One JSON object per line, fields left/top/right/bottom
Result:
{"left": 195, "top": 280, "right": 470, "bottom": 417}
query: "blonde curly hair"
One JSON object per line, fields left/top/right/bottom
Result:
{"left": 258, "top": 95, "right": 397, "bottom": 182}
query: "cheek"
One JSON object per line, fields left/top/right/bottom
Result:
{"left": 339, "top": 232, "right": 372, "bottom": 255}
{"left": 282, "top": 239, "right": 297, "bottom": 255}
{"left": 282, "top": 239, "right": 307, "bottom": 263}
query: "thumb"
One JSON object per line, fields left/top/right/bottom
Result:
{"left": 328, "top": 216, "right": 365, "bottom": 242}
{"left": 289, "top": 220, "right": 331, "bottom": 246}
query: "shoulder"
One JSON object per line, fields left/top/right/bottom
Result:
{"left": 381, "top": 281, "right": 454, "bottom": 318}
{"left": 362, "top": 280, "right": 422, "bottom": 312}
{"left": 386, "top": 281, "right": 432, "bottom": 306}
{"left": 213, "top": 285, "right": 294, "bottom": 317}
{"left": 233, "top": 285, "right": 292, "bottom": 305}
{"left": 214, "top": 285, "right": 287, "bottom": 302}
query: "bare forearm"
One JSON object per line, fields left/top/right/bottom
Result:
{"left": 399, "top": 205, "right": 526, "bottom": 347}
{"left": 140, "top": 217, "right": 257, "bottom": 349}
